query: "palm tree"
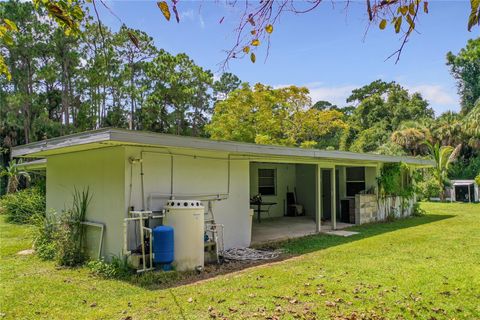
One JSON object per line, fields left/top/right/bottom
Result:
{"left": 425, "top": 142, "right": 461, "bottom": 201}
{"left": 0, "top": 160, "right": 30, "bottom": 194}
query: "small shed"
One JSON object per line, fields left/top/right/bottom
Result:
{"left": 448, "top": 180, "right": 479, "bottom": 203}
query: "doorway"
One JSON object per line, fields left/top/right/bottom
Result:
{"left": 321, "top": 169, "right": 332, "bottom": 220}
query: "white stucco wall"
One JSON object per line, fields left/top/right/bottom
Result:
{"left": 46, "top": 146, "right": 126, "bottom": 258}
{"left": 125, "top": 147, "right": 251, "bottom": 250}
{"left": 249, "top": 162, "right": 296, "bottom": 217}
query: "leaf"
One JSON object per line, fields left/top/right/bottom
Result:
{"left": 394, "top": 16, "right": 403, "bottom": 33}
{"left": 423, "top": 1, "right": 429, "bottom": 13}
{"left": 265, "top": 24, "right": 273, "bottom": 34}
{"left": 251, "top": 39, "right": 260, "bottom": 46}
{"left": 468, "top": 0, "right": 480, "bottom": 31}
{"left": 250, "top": 52, "right": 256, "bottom": 63}
{"left": 251, "top": 30, "right": 256, "bottom": 35}
{"left": 243, "top": 46, "right": 250, "bottom": 53}
{"left": 3, "top": 19, "right": 18, "bottom": 32}
{"left": 409, "top": 3, "right": 416, "bottom": 15}
{"left": 399, "top": 6, "right": 408, "bottom": 16}
{"left": 379, "top": 19, "right": 387, "bottom": 30}
{"left": 157, "top": 1, "right": 171, "bottom": 21}
{"left": 127, "top": 31, "right": 140, "bottom": 49}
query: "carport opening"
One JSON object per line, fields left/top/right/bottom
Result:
{"left": 249, "top": 162, "right": 317, "bottom": 244}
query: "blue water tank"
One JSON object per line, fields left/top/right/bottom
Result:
{"left": 152, "top": 225, "right": 174, "bottom": 265}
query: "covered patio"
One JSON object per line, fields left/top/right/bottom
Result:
{"left": 251, "top": 216, "right": 354, "bottom": 245}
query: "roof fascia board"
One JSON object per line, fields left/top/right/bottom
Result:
{"left": 12, "top": 128, "right": 434, "bottom": 167}
{"left": 11, "top": 129, "right": 111, "bottom": 158}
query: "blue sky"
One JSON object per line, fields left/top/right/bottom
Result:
{"left": 93, "top": 1, "right": 478, "bottom": 115}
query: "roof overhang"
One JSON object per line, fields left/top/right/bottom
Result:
{"left": 11, "top": 128, "right": 435, "bottom": 167}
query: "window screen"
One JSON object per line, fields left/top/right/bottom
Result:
{"left": 258, "top": 168, "right": 276, "bottom": 195}
{"left": 346, "top": 167, "right": 366, "bottom": 196}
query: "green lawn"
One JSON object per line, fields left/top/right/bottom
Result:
{"left": 1, "top": 202, "right": 479, "bottom": 319}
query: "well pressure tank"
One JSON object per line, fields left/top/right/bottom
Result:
{"left": 152, "top": 225, "right": 174, "bottom": 266}
{"left": 164, "top": 200, "right": 204, "bottom": 271}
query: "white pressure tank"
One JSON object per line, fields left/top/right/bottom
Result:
{"left": 164, "top": 200, "right": 204, "bottom": 271}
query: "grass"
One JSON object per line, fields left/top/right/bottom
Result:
{"left": 0, "top": 202, "right": 479, "bottom": 319}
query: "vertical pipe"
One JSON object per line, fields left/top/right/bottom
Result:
{"left": 139, "top": 212, "right": 145, "bottom": 270}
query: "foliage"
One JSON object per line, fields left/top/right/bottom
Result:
{"left": 426, "top": 142, "right": 461, "bottom": 201}
{"left": 448, "top": 155, "right": 480, "bottom": 179}
{"left": 87, "top": 256, "right": 132, "bottom": 279}
{"left": 376, "top": 163, "right": 413, "bottom": 198}
{"left": 32, "top": 209, "right": 58, "bottom": 260}
{"left": 475, "top": 173, "right": 480, "bottom": 185}
{"left": 0, "top": 186, "right": 45, "bottom": 224}
{"left": 416, "top": 173, "right": 442, "bottom": 201}
{"left": 0, "top": 160, "right": 30, "bottom": 193}
{"left": 33, "top": 187, "right": 91, "bottom": 266}
{"left": 55, "top": 187, "right": 91, "bottom": 266}
{"left": 410, "top": 202, "right": 426, "bottom": 217}
{"left": 206, "top": 83, "right": 346, "bottom": 147}
{"left": 446, "top": 37, "right": 480, "bottom": 114}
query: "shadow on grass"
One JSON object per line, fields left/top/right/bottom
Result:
{"left": 124, "top": 213, "right": 454, "bottom": 290}
{"left": 273, "top": 214, "right": 454, "bottom": 255}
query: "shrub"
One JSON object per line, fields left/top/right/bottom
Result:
{"left": 33, "top": 187, "right": 91, "bottom": 267}
{"left": 417, "top": 178, "right": 441, "bottom": 201}
{"left": 0, "top": 187, "right": 45, "bottom": 224}
{"left": 87, "top": 256, "right": 132, "bottom": 279}
{"left": 411, "top": 202, "right": 426, "bottom": 217}
{"left": 32, "top": 210, "right": 58, "bottom": 260}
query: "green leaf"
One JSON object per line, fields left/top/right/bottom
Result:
{"left": 379, "top": 19, "right": 387, "bottom": 30}
{"left": 157, "top": 1, "right": 171, "bottom": 21}
{"left": 250, "top": 52, "right": 256, "bottom": 63}
{"left": 243, "top": 46, "right": 250, "bottom": 54}
{"left": 251, "top": 39, "right": 260, "bottom": 46}
{"left": 399, "top": 6, "right": 408, "bottom": 16}
{"left": 409, "top": 3, "right": 416, "bottom": 15}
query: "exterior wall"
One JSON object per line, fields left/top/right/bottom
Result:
{"left": 295, "top": 164, "right": 317, "bottom": 217}
{"left": 46, "top": 146, "right": 125, "bottom": 258}
{"left": 125, "top": 147, "right": 251, "bottom": 250}
{"left": 249, "top": 162, "right": 296, "bottom": 217}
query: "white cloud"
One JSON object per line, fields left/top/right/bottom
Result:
{"left": 407, "top": 84, "right": 457, "bottom": 106}
{"left": 274, "top": 83, "right": 356, "bottom": 105}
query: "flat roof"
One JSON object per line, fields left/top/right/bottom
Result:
{"left": 11, "top": 128, "right": 434, "bottom": 167}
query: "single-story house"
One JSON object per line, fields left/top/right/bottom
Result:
{"left": 12, "top": 128, "right": 433, "bottom": 264}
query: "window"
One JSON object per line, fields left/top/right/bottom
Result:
{"left": 346, "top": 167, "right": 366, "bottom": 197}
{"left": 258, "top": 168, "right": 276, "bottom": 195}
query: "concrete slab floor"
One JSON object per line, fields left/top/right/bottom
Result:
{"left": 251, "top": 216, "right": 354, "bottom": 245}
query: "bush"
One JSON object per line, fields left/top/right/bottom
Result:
{"left": 87, "top": 256, "right": 132, "bottom": 279}
{"left": 33, "top": 211, "right": 58, "bottom": 260}
{"left": 411, "top": 202, "right": 426, "bottom": 217}
{"left": 0, "top": 187, "right": 45, "bottom": 224}
{"left": 33, "top": 187, "right": 91, "bottom": 267}
{"left": 417, "top": 178, "right": 441, "bottom": 201}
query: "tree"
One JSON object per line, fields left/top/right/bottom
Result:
{"left": 426, "top": 142, "right": 461, "bottom": 201}
{"left": 206, "top": 83, "right": 346, "bottom": 147}
{"left": 446, "top": 37, "right": 480, "bottom": 115}
{"left": 0, "top": 160, "right": 30, "bottom": 193}
{"left": 212, "top": 73, "right": 241, "bottom": 101}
